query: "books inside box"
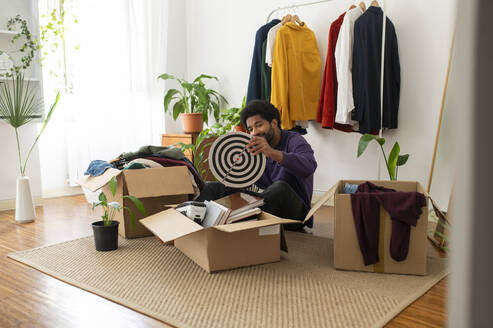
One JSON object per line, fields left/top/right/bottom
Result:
{"left": 201, "top": 192, "right": 264, "bottom": 227}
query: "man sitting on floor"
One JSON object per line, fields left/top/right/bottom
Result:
{"left": 197, "top": 100, "right": 317, "bottom": 231}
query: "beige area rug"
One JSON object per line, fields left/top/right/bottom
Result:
{"left": 8, "top": 232, "right": 447, "bottom": 328}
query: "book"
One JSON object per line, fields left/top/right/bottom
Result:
{"left": 209, "top": 200, "right": 232, "bottom": 225}
{"left": 213, "top": 192, "right": 264, "bottom": 218}
{"left": 227, "top": 207, "right": 262, "bottom": 224}
{"left": 202, "top": 201, "right": 225, "bottom": 228}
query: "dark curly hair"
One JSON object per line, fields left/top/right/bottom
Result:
{"left": 240, "top": 100, "right": 282, "bottom": 129}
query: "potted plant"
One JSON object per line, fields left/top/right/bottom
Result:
{"left": 91, "top": 176, "right": 145, "bottom": 251}
{"left": 0, "top": 73, "right": 60, "bottom": 223}
{"left": 158, "top": 73, "right": 227, "bottom": 134}
{"left": 357, "top": 134, "right": 410, "bottom": 180}
{"left": 220, "top": 96, "right": 246, "bottom": 132}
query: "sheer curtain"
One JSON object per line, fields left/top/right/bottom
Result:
{"left": 39, "top": 0, "right": 168, "bottom": 186}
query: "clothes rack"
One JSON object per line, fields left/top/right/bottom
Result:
{"left": 266, "top": 0, "right": 335, "bottom": 23}
{"left": 266, "top": 1, "right": 388, "bottom": 179}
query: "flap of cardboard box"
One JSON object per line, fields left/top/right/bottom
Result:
{"left": 213, "top": 212, "right": 299, "bottom": 233}
{"left": 123, "top": 166, "right": 194, "bottom": 198}
{"left": 140, "top": 208, "right": 203, "bottom": 243}
{"left": 78, "top": 168, "right": 122, "bottom": 192}
{"left": 303, "top": 181, "right": 340, "bottom": 223}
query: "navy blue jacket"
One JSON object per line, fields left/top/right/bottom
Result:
{"left": 246, "top": 19, "right": 281, "bottom": 103}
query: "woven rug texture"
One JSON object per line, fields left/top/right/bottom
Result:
{"left": 8, "top": 232, "right": 447, "bottom": 328}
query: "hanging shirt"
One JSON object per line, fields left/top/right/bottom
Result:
{"left": 317, "top": 12, "right": 345, "bottom": 128}
{"left": 352, "top": 6, "right": 400, "bottom": 134}
{"left": 334, "top": 7, "right": 363, "bottom": 125}
{"left": 265, "top": 22, "right": 282, "bottom": 67}
{"left": 247, "top": 19, "right": 281, "bottom": 103}
{"left": 260, "top": 39, "right": 272, "bottom": 100}
{"left": 271, "top": 22, "right": 321, "bottom": 130}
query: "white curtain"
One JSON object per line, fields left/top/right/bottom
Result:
{"left": 39, "top": 0, "right": 168, "bottom": 186}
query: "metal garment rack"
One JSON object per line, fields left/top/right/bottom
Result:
{"left": 266, "top": 0, "right": 387, "bottom": 179}
{"left": 266, "top": 0, "right": 335, "bottom": 23}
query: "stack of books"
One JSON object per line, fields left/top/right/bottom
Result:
{"left": 201, "top": 192, "right": 264, "bottom": 227}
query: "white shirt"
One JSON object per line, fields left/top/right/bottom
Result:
{"left": 265, "top": 22, "right": 282, "bottom": 67}
{"left": 334, "top": 7, "right": 363, "bottom": 125}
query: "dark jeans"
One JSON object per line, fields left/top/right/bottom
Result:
{"left": 197, "top": 180, "right": 312, "bottom": 230}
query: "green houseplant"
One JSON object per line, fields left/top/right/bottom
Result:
{"left": 91, "top": 176, "right": 146, "bottom": 251}
{"left": 158, "top": 73, "right": 227, "bottom": 133}
{"left": 220, "top": 96, "right": 246, "bottom": 132}
{"left": 0, "top": 73, "right": 60, "bottom": 223}
{"left": 357, "top": 134, "right": 409, "bottom": 180}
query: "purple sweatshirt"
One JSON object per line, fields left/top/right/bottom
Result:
{"left": 255, "top": 130, "right": 317, "bottom": 214}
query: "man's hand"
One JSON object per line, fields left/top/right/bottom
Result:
{"left": 247, "top": 136, "right": 283, "bottom": 163}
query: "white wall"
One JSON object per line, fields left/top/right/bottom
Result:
{"left": 184, "top": 0, "right": 456, "bottom": 201}
{"left": 0, "top": 0, "right": 43, "bottom": 201}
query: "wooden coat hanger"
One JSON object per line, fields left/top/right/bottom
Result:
{"left": 281, "top": 14, "right": 292, "bottom": 25}
{"left": 359, "top": 1, "right": 366, "bottom": 11}
{"left": 291, "top": 14, "right": 303, "bottom": 25}
{"left": 370, "top": 0, "right": 380, "bottom": 7}
{"left": 349, "top": 4, "right": 357, "bottom": 10}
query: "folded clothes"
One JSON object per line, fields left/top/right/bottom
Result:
{"left": 117, "top": 145, "right": 185, "bottom": 162}
{"left": 84, "top": 160, "right": 112, "bottom": 176}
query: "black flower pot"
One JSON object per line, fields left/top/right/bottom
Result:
{"left": 92, "top": 220, "right": 120, "bottom": 251}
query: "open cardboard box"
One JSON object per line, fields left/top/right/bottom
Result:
{"left": 305, "top": 180, "right": 428, "bottom": 275}
{"left": 141, "top": 209, "right": 298, "bottom": 273}
{"left": 78, "top": 166, "right": 194, "bottom": 239}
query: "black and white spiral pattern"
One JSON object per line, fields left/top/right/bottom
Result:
{"left": 209, "top": 132, "right": 266, "bottom": 188}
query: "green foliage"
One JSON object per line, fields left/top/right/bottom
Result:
{"left": 92, "top": 176, "right": 146, "bottom": 227}
{"left": 158, "top": 73, "right": 227, "bottom": 123}
{"left": 357, "top": 133, "right": 410, "bottom": 180}
{"left": 6, "top": 15, "right": 39, "bottom": 76}
{"left": 220, "top": 95, "right": 246, "bottom": 128}
{"left": 0, "top": 73, "right": 60, "bottom": 175}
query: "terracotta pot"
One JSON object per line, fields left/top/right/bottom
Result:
{"left": 180, "top": 113, "right": 204, "bottom": 134}
{"left": 234, "top": 124, "right": 247, "bottom": 133}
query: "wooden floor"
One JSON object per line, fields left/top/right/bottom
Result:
{"left": 0, "top": 195, "right": 447, "bottom": 327}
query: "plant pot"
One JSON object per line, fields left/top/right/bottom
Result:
{"left": 15, "top": 175, "right": 36, "bottom": 224}
{"left": 234, "top": 124, "right": 247, "bottom": 133}
{"left": 181, "top": 113, "right": 204, "bottom": 134}
{"left": 92, "top": 220, "right": 120, "bottom": 251}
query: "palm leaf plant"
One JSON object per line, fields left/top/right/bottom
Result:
{"left": 357, "top": 134, "right": 410, "bottom": 180}
{"left": 0, "top": 73, "right": 60, "bottom": 176}
{"left": 91, "top": 176, "right": 146, "bottom": 228}
{"left": 158, "top": 73, "right": 227, "bottom": 123}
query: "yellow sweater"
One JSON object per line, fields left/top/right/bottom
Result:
{"left": 271, "top": 22, "right": 321, "bottom": 130}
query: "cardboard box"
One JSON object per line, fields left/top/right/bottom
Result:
{"left": 79, "top": 166, "right": 194, "bottom": 239}
{"left": 140, "top": 209, "right": 298, "bottom": 272}
{"left": 305, "top": 180, "right": 428, "bottom": 275}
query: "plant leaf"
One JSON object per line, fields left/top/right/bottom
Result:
{"left": 109, "top": 176, "right": 117, "bottom": 197}
{"left": 124, "top": 206, "right": 136, "bottom": 230}
{"left": 357, "top": 134, "right": 377, "bottom": 157}
{"left": 108, "top": 201, "right": 121, "bottom": 211}
{"left": 388, "top": 142, "right": 400, "bottom": 180}
{"left": 376, "top": 138, "right": 385, "bottom": 146}
{"left": 193, "top": 74, "right": 218, "bottom": 83}
{"left": 157, "top": 73, "right": 176, "bottom": 80}
{"left": 173, "top": 99, "right": 185, "bottom": 120}
{"left": 98, "top": 191, "right": 107, "bottom": 204}
{"left": 163, "top": 89, "right": 180, "bottom": 113}
{"left": 397, "top": 154, "right": 409, "bottom": 166}
{"left": 124, "top": 195, "right": 146, "bottom": 215}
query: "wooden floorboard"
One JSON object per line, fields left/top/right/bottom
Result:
{"left": 0, "top": 195, "right": 447, "bottom": 327}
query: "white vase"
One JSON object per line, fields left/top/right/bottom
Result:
{"left": 15, "top": 175, "right": 36, "bottom": 224}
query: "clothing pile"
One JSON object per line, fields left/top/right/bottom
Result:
{"left": 318, "top": 5, "right": 400, "bottom": 134}
{"left": 84, "top": 145, "right": 203, "bottom": 198}
{"left": 345, "top": 182, "right": 426, "bottom": 265}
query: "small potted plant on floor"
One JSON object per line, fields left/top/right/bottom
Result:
{"left": 158, "top": 73, "right": 227, "bottom": 134}
{"left": 91, "top": 176, "right": 145, "bottom": 251}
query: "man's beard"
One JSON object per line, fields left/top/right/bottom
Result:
{"left": 257, "top": 125, "right": 275, "bottom": 145}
